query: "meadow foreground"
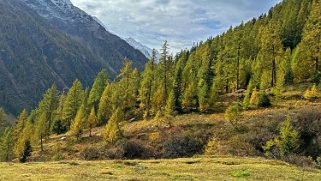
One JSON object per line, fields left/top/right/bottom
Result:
{"left": 0, "top": 156, "right": 320, "bottom": 181}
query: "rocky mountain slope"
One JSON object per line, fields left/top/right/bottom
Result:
{"left": 0, "top": 0, "right": 147, "bottom": 115}
{"left": 21, "top": 0, "right": 147, "bottom": 74}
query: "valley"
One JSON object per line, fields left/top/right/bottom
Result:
{"left": 0, "top": 0, "right": 321, "bottom": 180}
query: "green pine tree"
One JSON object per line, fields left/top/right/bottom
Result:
{"left": 88, "top": 70, "right": 108, "bottom": 111}
{"left": 69, "top": 102, "right": 86, "bottom": 140}
{"left": 103, "top": 108, "right": 123, "bottom": 144}
{"left": 165, "top": 90, "right": 176, "bottom": 117}
{"left": 139, "top": 50, "right": 156, "bottom": 118}
{"left": 0, "top": 128, "right": 13, "bottom": 162}
{"left": 63, "top": 80, "right": 84, "bottom": 129}
{"left": 86, "top": 107, "right": 97, "bottom": 137}
{"left": 299, "top": 0, "right": 321, "bottom": 83}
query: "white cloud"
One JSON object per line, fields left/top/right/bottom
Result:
{"left": 70, "top": 0, "right": 280, "bottom": 53}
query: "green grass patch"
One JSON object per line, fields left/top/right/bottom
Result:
{"left": 230, "top": 169, "right": 251, "bottom": 178}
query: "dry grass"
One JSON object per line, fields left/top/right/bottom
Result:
{"left": 0, "top": 156, "right": 320, "bottom": 181}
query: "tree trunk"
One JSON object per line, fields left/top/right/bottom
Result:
{"left": 89, "top": 126, "right": 92, "bottom": 137}
{"left": 271, "top": 45, "right": 276, "bottom": 87}
{"left": 164, "top": 58, "right": 167, "bottom": 99}
{"left": 40, "top": 134, "right": 44, "bottom": 151}
{"left": 226, "top": 78, "right": 229, "bottom": 93}
{"left": 236, "top": 43, "right": 241, "bottom": 91}
{"left": 146, "top": 80, "right": 152, "bottom": 118}
{"left": 316, "top": 57, "right": 319, "bottom": 72}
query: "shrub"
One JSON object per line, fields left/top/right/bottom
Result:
{"left": 283, "top": 155, "right": 316, "bottom": 168}
{"left": 250, "top": 89, "right": 271, "bottom": 108}
{"left": 263, "top": 117, "right": 299, "bottom": 157}
{"left": 258, "top": 92, "right": 271, "bottom": 107}
{"left": 243, "top": 82, "right": 253, "bottom": 110}
{"left": 221, "top": 133, "right": 258, "bottom": 156}
{"left": 163, "top": 133, "right": 205, "bottom": 158}
{"left": 316, "top": 157, "right": 321, "bottom": 169}
{"left": 303, "top": 85, "right": 318, "bottom": 100}
{"left": 103, "top": 147, "right": 124, "bottom": 159}
{"left": 292, "top": 106, "right": 321, "bottom": 158}
{"left": 204, "top": 137, "right": 217, "bottom": 155}
{"left": 80, "top": 146, "right": 101, "bottom": 160}
{"left": 311, "top": 71, "right": 320, "bottom": 85}
{"left": 121, "top": 139, "right": 151, "bottom": 159}
{"left": 225, "top": 102, "right": 243, "bottom": 129}
{"left": 51, "top": 153, "right": 65, "bottom": 161}
{"left": 19, "top": 140, "right": 32, "bottom": 163}
{"left": 80, "top": 140, "right": 154, "bottom": 160}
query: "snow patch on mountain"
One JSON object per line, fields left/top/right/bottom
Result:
{"left": 21, "top": 0, "right": 102, "bottom": 31}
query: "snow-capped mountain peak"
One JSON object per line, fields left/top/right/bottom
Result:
{"left": 93, "top": 16, "right": 108, "bottom": 31}
{"left": 125, "top": 38, "right": 160, "bottom": 61}
{"left": 51, "top": 0, "right": 72, "bottom": 6}
{"left": 21, "top": 0, "right": 104, "bottom": 31}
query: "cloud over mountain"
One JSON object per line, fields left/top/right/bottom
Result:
{"left": 68, "top": 0, "right": 279, "bottom": 52}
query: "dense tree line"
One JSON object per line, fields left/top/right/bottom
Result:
{"left": 0, "top": 0, "right": 320, "bottom": 162}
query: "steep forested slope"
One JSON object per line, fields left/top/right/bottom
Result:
{"left": 178, "top": 0, "right": 318, "bottom": 94}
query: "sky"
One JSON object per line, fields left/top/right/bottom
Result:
{"left": 70, "top": 0, "right": 281, "bottom": 53}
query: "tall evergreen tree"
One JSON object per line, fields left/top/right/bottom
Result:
{"left": 198, "top": 81, "right": 210, "bottom": 113}
{"left": 88, "top": 70, "right": 108, "bottom": 111}
{"left": 260, "top": 22, "right": 283, "bottom": 87}
{"left": 299, "top": 0, "right": 321, "bottom": 83}
{"left": 279, "top": 48, "right": 293, "bottom": 86}
{"left": 0, "top": 108, "right": 6, "bottom": 134}
{"left": 86, "top": 107, "right": 97, "bottom": 137}
{"left": 70, "top": 102, "right": 86, "bottom": 140}
{"left": 15, "top": 120, "right": 33, "bottom": 161}
{"left": 13, "top": 110, "right": 28, "bottom": 143}
{"left": 103, "top": 108, "right": 123, "bottom": 144}
{"left": 63, "top": 80, "right": 83, "bottom": 129}
{"left": 153, "top": 40, "right": 172, "bottom": 113}
{"left": 139, "top": 50, "right": 156, "bottom": 118}
{"left": 117, "top": 60, "right": 140, "bottom": 117}
{"left": 34, "top": 84, "right": 59, "bottom": 151}
{"left": 0, "top": 128, "right": 13, "bottom": 162}
{"left": 173, "top": 66, "right": 183, "bottom": 113}
{"left": 52, "top": 94, "right": 66, "bottom": 134}
{"left": 35, "top": 112, "right": 47, "bottom": 151}
{"left": 160, "top": 40, "right": 170, "bottom": 99}
{"left": 165, "top": 90, "right": 176, "bottom": 116}
{"left": 97, "top": 84, "right": 112, "bottom": 124}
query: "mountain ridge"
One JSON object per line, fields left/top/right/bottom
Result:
{"left": 125, "top": 37, "right": 160, "bottom": 61}
{"left": 0, "top": 0, "right": 147, "bottom": 115}
{"left": 21, "top": 0, "right": 148, "bottom": 74}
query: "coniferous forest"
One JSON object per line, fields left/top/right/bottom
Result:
{"left": 1, "top": 0, "right": 321, "bottom": 179}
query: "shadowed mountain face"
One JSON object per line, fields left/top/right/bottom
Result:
{"left": 0, "top": 0, "right": 147, "bottom": 115}
{"left": 22, "top": 0, "right": 148, "bottom": 74}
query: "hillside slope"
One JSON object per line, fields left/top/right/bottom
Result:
{"left": 0, "top": 0, "right": 106, "bottom": 114}
{"left": 22, "top": 0, "right": 148, "bottom": 74}
{"left": 0, "top": 0, "right": 147, "bottom": 115}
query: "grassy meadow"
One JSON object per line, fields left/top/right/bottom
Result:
{"left": 0, "top": 156, "right": 320, "bottom": 181}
